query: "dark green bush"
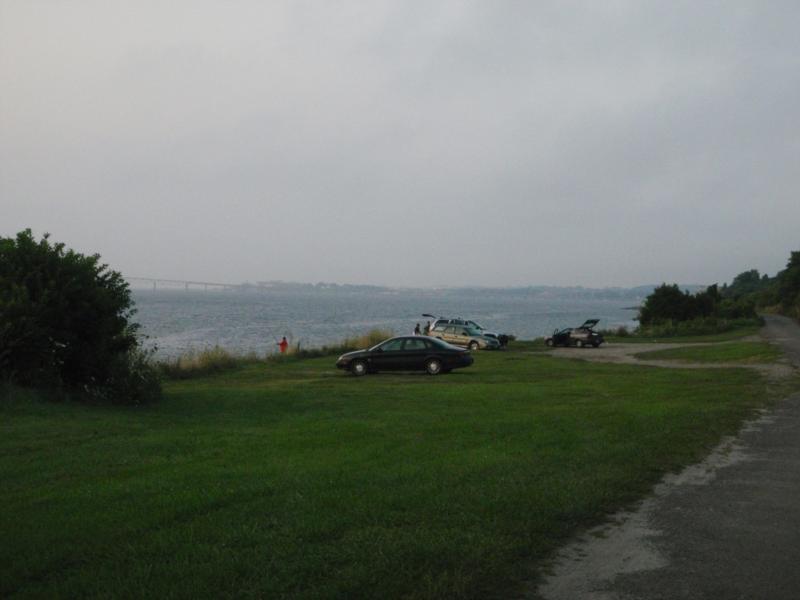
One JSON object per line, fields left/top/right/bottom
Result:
{"left": 776, "top": 251, "right": 800, "bottom": 318}
{"left": 86, "top": 347, "right": 162, "bottom": 405}
{"left": 720, "top": 252, "right": 799, "bottom": 320}
{"left": 0, "top": 230, "right": 160, "bottom": 404}
{"left": 639, "top": 283, "right": 756, "bottom": 326}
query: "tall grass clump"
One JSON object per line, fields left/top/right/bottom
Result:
{"left": 161, "top": 330, "right": 396, "bottom": 376}
{"left": 599, "top": 325, "right": 633, "bottom": 338}
{"left": 159, "top": 346, "right": 260, "bottom": 380}
{"left": 274, "top": 328, "right": 394, "bottom": 361}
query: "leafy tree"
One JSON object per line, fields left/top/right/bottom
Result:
{"left": 638, "top": 284, "right": 692, "bottom": 325}
{"left": 776, "top": 251, "right": 800, "bottom": 317}
{"left": 724, "top": 269, "right": 760, "bottom": 297}
{"left": 639, "top": 282, "right": 756, "bottom": 326}
{"left": 0, "top": 230, "right": 159, "bottom": 403}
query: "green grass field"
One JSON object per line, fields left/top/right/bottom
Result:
{"left": 606, "top": 325, "right": 761, "bottom": 344}
{"left": 634, "top": 341, "right": 783, "bottom": 364}
{"left": 0, "top": 344, "right": 782, "bottom": 599}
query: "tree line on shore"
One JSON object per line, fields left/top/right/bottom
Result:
{"left": 636, "top": 250, "right": 800, "bottom": 335}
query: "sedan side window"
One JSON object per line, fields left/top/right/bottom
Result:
{"left": 445, "top": 326, "right": 457, "bottom": 334}
{"left": 380, "top": 339, "right": 404, "bottom": 352}
{"left": 403, "top": 338, "right": 427, "bottom": 351}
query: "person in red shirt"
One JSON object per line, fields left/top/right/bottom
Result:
{"left": 278, "top": 336, "right": 289, "bottom": 354}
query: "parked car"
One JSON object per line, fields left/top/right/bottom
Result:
{"left": 545, "top": 319, "right": 605, "bottom": 348}
{"left": 422, "top": 314, "right": 510, "bottom": 346}
{"left": 336, "top": 336, "right": 474, "bottom": 376}
{"left": 427, "top": 322, "right": 501, "bottom": 350}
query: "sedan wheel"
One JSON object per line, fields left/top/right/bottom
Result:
{"left": 545, "top": 339, "right": 554, "bottom": 347}
{"left": 426, "top": 359, "right": 442, "bottom": 375}
{"left": 468, "top": 341, "right": 479, "bottom": 351}
{"left": 575, "top": 340, "right": 584, "bottom": 348}
{"left": 351, "top": 360, "right": 368, "bottom": 376}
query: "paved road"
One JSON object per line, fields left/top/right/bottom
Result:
{"left": 535, "top": 315, "right": 800, "bottom": 600}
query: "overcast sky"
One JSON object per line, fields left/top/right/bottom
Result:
{"left": 1, "top": 1, "right": 798, "bottom": 288}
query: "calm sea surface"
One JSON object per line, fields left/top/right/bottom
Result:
{"left": 132, "top": 288, "right": 642, "bottom": 358}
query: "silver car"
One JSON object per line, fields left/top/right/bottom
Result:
{"left": 428, "top": 323, "right": 500, "bottom": 350}
{"left": 422, "top": 314, "right": 509, "bottom": 346}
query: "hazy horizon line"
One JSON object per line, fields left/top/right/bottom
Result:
{"left": 126, "top": 276, "right": 712, "bottom": 292}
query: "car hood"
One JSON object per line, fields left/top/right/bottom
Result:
{"left": 337, "top": 349, "right": 369, "bottom": 360}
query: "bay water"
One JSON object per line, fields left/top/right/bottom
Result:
{"left": 133, "top": 286, "right": 644, "bottom": 358}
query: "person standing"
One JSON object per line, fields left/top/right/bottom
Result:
{"left": 413, "top": 323, "right": 421, "bottom": 335}
{"left": 278, "top": 336, "right": 289, "bottom": 354}
{"left": 424, "top": 321, "right": 431, "bottom": 335}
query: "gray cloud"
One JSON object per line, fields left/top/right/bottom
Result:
{"left": 2, "top": 1, "right": 798, "bottom": 287}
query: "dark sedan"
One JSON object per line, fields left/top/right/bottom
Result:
{"left": 336, "top": 336, "right": 474, "bottom": 376}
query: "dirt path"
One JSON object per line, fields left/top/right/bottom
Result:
{"left": 532, "top": 315, "right": 800, "bottom": 600}
{"left": 548, "top": 335, "right": 794, "bottom": 379}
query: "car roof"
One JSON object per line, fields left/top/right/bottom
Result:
{"left": 379, "top": 335, "right": 460, "bottom": 348}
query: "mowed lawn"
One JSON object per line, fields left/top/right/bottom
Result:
{"left": 0, "top": 346, "right": 774, "bottom": 599}
{"left": 634, "top": 341, "right": 784, "bottom": 364}
{"left": 606, "top": 325, "right": 762, "bottom": 344}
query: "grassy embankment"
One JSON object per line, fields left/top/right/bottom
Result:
{"left": 635, "top": 341, "right": 783, "bottom": 364}
{"left": 0, "top": 335, "right": 789, "bottom": 599}
{"left": 606, "top": 324, "right": 761, "bottom": 344}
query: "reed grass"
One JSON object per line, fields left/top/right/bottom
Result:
{"left": 158, "top": 346, "right": 260, "bottom": 379}
{"left": 282, "top": 328, "right": 394, "bottom": 359}
{"left": 159, "top": 329, "right": 395, "bottom": 378}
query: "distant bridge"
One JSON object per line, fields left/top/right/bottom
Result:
{"left": 127, "top": 277, "right": 240, "bottom": 291}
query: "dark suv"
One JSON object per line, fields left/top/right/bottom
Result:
{"left": 545, "top": 319, "right": 604, "bottom": 348}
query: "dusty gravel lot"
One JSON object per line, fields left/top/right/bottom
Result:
{"left": 548, "top": 336, "right": 795, "bottom": 379}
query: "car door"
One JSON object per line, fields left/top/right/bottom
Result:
{"left": 443, "top": 326, "right": 460, "bottom": 345}
{"left": 370, "top": 338, "right": 405, "bottom": 370}
{"left": 402, "top": 337, "right": 429, "bottom": 369}
{"left": 457, "top": 327, "right": 473, "bottom": 346}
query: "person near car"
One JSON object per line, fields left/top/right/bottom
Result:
{"left": 424, "top": 321, "right": 431, "bottom": 335}
{"left": 414, "top": 323, "right": 421, "bottom": 335}
{"left": 278, "top": 336, "right": 289, "bottom": 353}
